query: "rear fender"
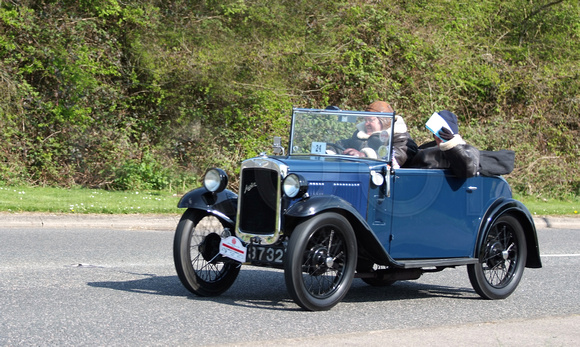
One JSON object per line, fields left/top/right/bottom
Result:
{"left": 477, "top": 198, "right": 542, "bottom": 268}
{"left": 178, "top": 187, "right": 238, "bottom": 228}
{"left": 285, "top": 195, "right": 403, "bottom": 268}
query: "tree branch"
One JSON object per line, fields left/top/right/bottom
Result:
{"left": 519, "top": 0, "right": 565, "bottom": 45}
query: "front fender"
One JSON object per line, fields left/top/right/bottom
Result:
{"left": 477, "top": 198, "right": 542, "bottom": 268}
{"left": 178, "top": 187, "right": 238, "bottom": 227}
{"left": 286, "top": 195, "right": 404, "bottom": 268}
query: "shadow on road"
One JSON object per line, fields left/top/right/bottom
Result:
{"left": 87, "top": 268, "right": 479, "bottom": 311}
{"left": 87, "top": 273, "right": 190, "bottom": 296}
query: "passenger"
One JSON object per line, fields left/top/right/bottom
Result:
{"left": 340, "top": 101, "right": 418, "bottom": 167}
{"left": 409, "top": 110, "right": 480, "bottom": 178}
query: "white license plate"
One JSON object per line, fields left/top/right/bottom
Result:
{"left": 246, "top": 245, "right": 285, "bottom": 265}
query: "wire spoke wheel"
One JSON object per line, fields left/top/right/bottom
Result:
{"left": 301, "top": 227, "right": 346, "bottom": 297}
{"left": 481, "top": 225, "right": 517, "bottom": 286}
{"left": 285, "top": 213, "right": 357, "bottom": 311}
{"left": 468, "top": 215, "right": 527, "bottom": 299}
{"left": 173, "top": 209, "right": 240, "bottom": 296}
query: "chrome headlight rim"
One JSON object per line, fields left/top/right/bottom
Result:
{"left": 283, "top": 173, "right": 308, "bottom": 198}
{"left": 204, "top": 168, "right": 228, "bottom": 193}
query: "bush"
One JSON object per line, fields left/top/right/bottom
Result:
{"left": 0, "top": 0, "right": 578, "bottom": 197}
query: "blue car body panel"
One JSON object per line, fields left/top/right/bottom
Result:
{"left": 270, "top": 156, "right": 527, "bottom": 264}
{"left": 284, "top": 155, "right": 374, "bottom": 215}
{"left": 388, "top": 169, "right": 510, "bottom": 259}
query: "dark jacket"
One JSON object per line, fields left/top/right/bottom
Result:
{"left": 339, "top": 115, "right": 418, "bottom": 167}
{"left": 409, "top": 135, "right": 480, "bottom": 178}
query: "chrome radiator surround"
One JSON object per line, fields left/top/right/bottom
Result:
{"left": 235, "top": 157, "right": 288, "bottom": 245}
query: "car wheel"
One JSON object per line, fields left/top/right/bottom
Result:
{"left": 284, "top": 212, "right": 357, "bottom": 311}
{"left": 173, "top": 209, "right": 240, "bottom": 296}
{"left": 467, "top": 214, "right": 527, "bottom": 299}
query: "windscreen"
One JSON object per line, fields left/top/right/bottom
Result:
{"left": 289, "top": 109, "right": 395, "bottom": 162}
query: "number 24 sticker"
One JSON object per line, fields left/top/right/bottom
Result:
{"left": 311, "top": 142, "right": 326, "bottom": 154}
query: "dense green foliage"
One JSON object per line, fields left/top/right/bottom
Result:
{"left": 1, "top": 0, "right": 578, "bottom": 197}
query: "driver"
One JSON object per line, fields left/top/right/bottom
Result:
{"left": 338, "top": 101, "right": 418, "bottom": 167}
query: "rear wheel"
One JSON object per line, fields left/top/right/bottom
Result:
{"left": 173, "top": 209, "right": 240, "bottom": 296}
{"left": 467, "top": 215, "right": 527, "bottom": 299}
{"left": 284, "top": 213, "right": 357, "bottom": 311}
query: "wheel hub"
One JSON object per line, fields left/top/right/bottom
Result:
{"left": 487, "top": 241, "right": 506, "bottom": 267}
{"left": 308, "top": 247, "right": 329, "bottom": 275}
{"left": 199, "top": 233, "right": 222, "bottom": 263}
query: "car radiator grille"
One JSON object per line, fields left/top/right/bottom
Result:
{"left": 238, "top": 168, "right": 279, "bottom": 235}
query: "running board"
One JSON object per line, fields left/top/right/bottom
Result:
{"left": 397, "top": 258, "right": 479, "bottom": 269}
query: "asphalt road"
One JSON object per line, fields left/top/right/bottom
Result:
{"left": 0, "top": 213, "right": 579, "bottom": 346}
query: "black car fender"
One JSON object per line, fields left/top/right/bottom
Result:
{"left": 178, "top": 187, "right": 238, "bottom": 228}
{"left": 477, "top": 198, "right": 542, "bottom": 268}
{"left": 285, "top": 195, "right": 404, "bottom": 268}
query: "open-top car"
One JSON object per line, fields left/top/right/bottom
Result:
{"left": 173, "top": 108, "right": 541, "bottom": 311}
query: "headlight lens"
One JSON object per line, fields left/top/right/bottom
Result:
{"left": 204, "top": 168, "right": 228, "bottom": 192}
{"left": 283, "top": 174, "right": 308, "bottom": 198}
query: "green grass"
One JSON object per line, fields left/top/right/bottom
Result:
{"left": 0, "top": 186, "right": 578, "bottom": 217}
{"left": 0, "top": 186, "right": 183, "bottom": 214}
{"left": 514, "top": 193, "right": 580, "bottom": 217}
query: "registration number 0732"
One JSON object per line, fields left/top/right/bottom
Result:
{"left": 246, "top": 245, "right": 284, "bottom": 265}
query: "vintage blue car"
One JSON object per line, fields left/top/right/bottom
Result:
{"left": 173, "top": 108, "right": 542, "bottom": 311}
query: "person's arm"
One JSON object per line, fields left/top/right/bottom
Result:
{"left": 438, "top": 128, "right": 480, "bottom": 178}
{"left": 392, "top": 133, "right": 418, "bottom": 167}
{"left": 343, "top": 147, "right": 377, "bottom": 158}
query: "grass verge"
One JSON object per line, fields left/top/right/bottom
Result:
{"left": 0, "top": 186, "right": 183, "bottom": 214}
{"left": 0, "top": 186, "right": 578, "bottom": 217}
{"left": 514, "top": 193, "right": 579, "bottom": 217}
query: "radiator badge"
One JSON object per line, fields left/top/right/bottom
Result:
{"left": 244, "top": 182, "right": 258, "bottom": 194}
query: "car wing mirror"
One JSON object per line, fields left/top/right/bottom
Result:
{"left": 273, "top": 136, "right": 285, "bottom": 155}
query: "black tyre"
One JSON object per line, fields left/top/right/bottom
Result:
{"left": 467, "top": 215, "right": 527, "bottom": 299}
{"left": 173, "top": 209, "right": 240, "bottom": 296}
{"left": 284, "top": 212, "right": 357, "bottom": 311}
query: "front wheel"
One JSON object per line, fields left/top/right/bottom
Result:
{"left": 467, "top": 215, "right": 527, "bottom": 299}
{"left": 173, "top": 209, "right": 240, "bottom": 296}
{"left": 284, "top": 212, "right": 357, "bottom": 311}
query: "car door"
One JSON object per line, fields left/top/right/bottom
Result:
{"left": 387, "top": 168, "right": 484, "bottom": 260}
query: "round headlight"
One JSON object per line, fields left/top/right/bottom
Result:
{"left": 283, "top": 174, "right": 308, "bottom": 198}
{"left": 204, "top": 168, "right": 228, "bottom": 192}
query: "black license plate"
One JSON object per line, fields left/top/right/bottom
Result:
{"left": 246, "top": 244, "right": 285, "bottom": 265}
